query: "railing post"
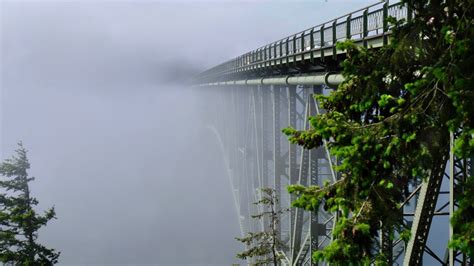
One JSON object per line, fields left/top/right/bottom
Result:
{"left": 273, "top": 43, "right": 277, "bottom": 63}
{"left": 266, "top": 46, "right": 269, "bottom": 66}
{"left": 310, "top": 28, "right": 314, "bottom": 63}
{"left": 266, "top": 45, "right": 270, "bottom": 67}
{"left": 332, "top": 20, "right": 337, "bottom": 59}
{"left": 346, "top": 14, "right": 352, "bottom": 40}
{"left": 279, "top": 41, "right": 283, "bottom": 65}
{"left": 300, "top": 33, "right": 305, "bottom": 53}
{"left": 264, "top": 46, "right": 270, "bottom": 62}
{"left": 383, "top": 1, "right": 388, "bottom": 45}
{"left": 407, "top": 3, "right": 413, "bottom": 22}
{"left": 363, "top": 9, "right": 368, "bottom": 48}
{"left": 292, "top": 35, "right": 297, "bottom": 63}
{"left": 320, "top": 25, "right": 325, "bottom": 61}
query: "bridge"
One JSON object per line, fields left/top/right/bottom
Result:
{"left": 195, "top": 1, "right": 472, "bottom": 265}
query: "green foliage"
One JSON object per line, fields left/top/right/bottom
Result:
{"left": 284, "top": 0, "right": 474, "bottom": 263}
{"left": 0, "top": 143, "right": 60, "bottom": 265}
{"left": 235, "top": 188, "right": 286, "bottom": 265}
{"left": 449, "top": 175, "right": 474, "bottom": 257}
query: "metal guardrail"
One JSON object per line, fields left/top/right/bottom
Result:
{"left": 197, "top": 1, "right": 409, "bottom": 83}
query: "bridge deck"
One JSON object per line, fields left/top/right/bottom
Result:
{"left": 197, "top": 1, "right": 409, "bottom": 84}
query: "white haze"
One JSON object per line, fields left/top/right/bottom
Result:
{"left": 1, "top": 1, "right": 373, "bottom": 264}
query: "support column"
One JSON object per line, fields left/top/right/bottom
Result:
{"left": 309, "top": 86, "right": 324, "bottom": 266}
{"left": 288, "top": 86, "right": 297, "bottom": 255}
{"left": 292, "top": 88, "right": 311, "bottom": 264}
{"left": 261, "top": 86, "right": 271, "bottom": 192}
{"left": 449, "top": 132, "right": 455, "bottom": 266}
{"left": 273, "top": 85, "right": 282, "bottom": 241}
{"left": 252, "top": 86, "right": 264, "bottom": 231}
{"left": 403, "top": 143, "right": 449, "bottom": 265}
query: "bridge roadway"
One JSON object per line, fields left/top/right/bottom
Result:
{"left": 196, "top": 1, "right": 472, "bottom": 265}
{"left": 197, "top": 1, "right": 409, "bottom": 86}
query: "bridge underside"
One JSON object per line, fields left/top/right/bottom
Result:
{"left": 199, "top": 83, "right": 472, "bottom": 266}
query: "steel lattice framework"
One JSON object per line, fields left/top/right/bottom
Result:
{"left": 196, "top": 1, "right": 472, "bottom": 265}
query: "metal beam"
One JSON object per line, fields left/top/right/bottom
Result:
{"left": 291, "top": 90, "right": 311, "bottom": 263}
{"left": 273, "top": 85, "right": 282, "bottom": 241}
{"left": 403, "top": 147, "right": 449, "bottom": 265}
{"left": 288, "top": 86, "right": 298, "bottom": 256}
{"left": 310, "top": 86, "right": 323, "bottom": 266}
{"left": 198, "top": 73, "right": 344, "bottom": 87}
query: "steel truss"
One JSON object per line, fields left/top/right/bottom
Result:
{"left": 202, "top": 85, "right": 336, "bottom": 265}
{"left": 200, "top": 84, "right": 473, "bottom": 265}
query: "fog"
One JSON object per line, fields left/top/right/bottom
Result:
{"left": 1, "top": 0, "right": 372, "bottom": 264}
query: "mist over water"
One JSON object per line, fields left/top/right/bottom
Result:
{"left": 4, "top": 85, "right": 241, "bottom": 265}
{"left": 15, "top": 86, "right": 241, "bottom": 265}
{"left": 1, "top": 0, "right": 374, "bottom": 264}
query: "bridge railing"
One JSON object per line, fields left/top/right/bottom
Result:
{"left": 198, "top": 1, "right": 409, "bottom": 84}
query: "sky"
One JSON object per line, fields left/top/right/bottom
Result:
{"left": 0, "top": 0, "right": 377, "bottom": 265}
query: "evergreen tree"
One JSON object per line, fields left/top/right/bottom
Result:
{"left": 283, "top": 0, "right": 474, "bottom": 263}
{"left": 235, "top": 188, "right": 286, "bottom": 265}
{"left": 0, "top": 143, "right": 60, "bottom": 265}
